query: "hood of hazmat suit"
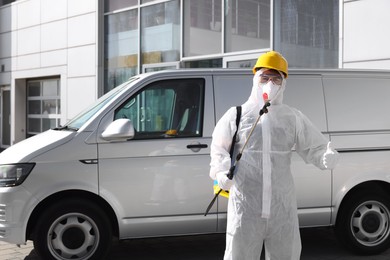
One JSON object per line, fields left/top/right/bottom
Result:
{"left": 209, "top": 55, "right": 339, "bottom": 259}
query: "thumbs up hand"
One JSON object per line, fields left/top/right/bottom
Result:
{"left": 322, "top": 142, "right": 339, "bottom": 169}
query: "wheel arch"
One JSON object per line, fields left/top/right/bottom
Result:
{"left": 334, "top": 180, "right": 390, "bottom": 226}
{"left": 26, "top": 189, "right": 119, "bottom": 240}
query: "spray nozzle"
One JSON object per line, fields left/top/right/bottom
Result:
{"left": 263, "top": 93, "right": 269, "bottom": 102}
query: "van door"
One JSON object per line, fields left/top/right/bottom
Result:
{"left": 212, "top": 73, "right": 332, "bottom": 227}
{"left": 323, "top": 73, "right": 390, "bottom": 215}
{"left": 284, "top": 74, "right": 332, "bottom": 227}
{"left": 212, "top": 73, "right": 253, "bottom": 231}
{"left": 97, "top": 77, "right": 216, "bottom": 238}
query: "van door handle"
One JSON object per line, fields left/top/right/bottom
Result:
{"left": 187, "top": 143, "right": 208, "bottom": 152}
{"left": 187, "top": 143, "right": 208, "bottom": 149}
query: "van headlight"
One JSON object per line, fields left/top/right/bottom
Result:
{"left": 0, "top": 163, "right": 35, "bottom": 187}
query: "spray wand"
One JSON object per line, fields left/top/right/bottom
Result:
{"left": 204, "top": 94, "right": 271, "bottom": 216}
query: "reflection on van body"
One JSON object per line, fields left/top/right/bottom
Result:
{"left": 0, "top": 69, "right": 390, "bottom": 259}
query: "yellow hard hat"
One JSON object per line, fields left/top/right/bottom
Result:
{"left": 252, "top": 51, "right": 288, "bottom": 78}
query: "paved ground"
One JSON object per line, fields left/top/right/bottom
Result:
{"left": 1, "top": 227, "right": 390, "bottom": 259}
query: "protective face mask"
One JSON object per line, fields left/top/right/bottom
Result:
{"left": 261, "top": 81, "right": 281, "bottom": 103}
{"left": 251, "top": 70, "right": 285, "bottom": 107}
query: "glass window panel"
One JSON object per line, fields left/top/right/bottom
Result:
{"left": 182, "top": 58, "right": 222, "bottom": 68}
{"left": 274, "top": 0, "right": 338, "bottom": 68}
{"left": 115, "top": 88, "right": 176, "bottom": 133}
{"left": 27, "top": 78, "right": 61, "bottom": 137}
{"left": 141, "top": 1, "right": 180, "bottom": 65}
{"left": 57, "top": 99, "right": 61, "bottom": 114}
{"left": 42, "top": 80, "right": 59, "bottom": 96}
{"left": 1, "top": 89, "right": 10, "bottom": 146}
{"left": 28, "top": 100, "right": 41, "bottom": 115}
{"left": 28, "top": 118, "right": 41, "bottom": 133}
{"left": 105, "top": 9, "right": 139, "bottom": 93}
{"left": 141, "top": 0, "right": 156, "bottom": 4}
{"left": 183, "top": 0, "right": 222, "bottom": 57}
{"left": 42, "top": 118, "right": 57, "bottom": 131}
{"left": 42, "top": 100, "right": 57, "bottom": 114}
{"left": 114, "top": 78, "right": 204, "bottom": 139}
{"left": 27, "top": 82, "right": 40, "bottom": 97}
{"left": 144, "top": 65, "right": 177, "bottom": 73}
{"left": 105, "top": 0, "right": 138, "bottom": 13}
{"left": 227, "top": 59, "right": 257, "bottom": 69}
{"left": 225, "top": 0, "right": 271, "bottom": 53}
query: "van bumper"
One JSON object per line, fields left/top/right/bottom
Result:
{"left": 0, "top": 186, "right": 36, "bottom": 244}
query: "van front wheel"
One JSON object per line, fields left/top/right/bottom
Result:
{"left": 336, "top": 191, "right": 390, "bottom": 255}
{"left": 33, "top": 199, "right": 112, "bottom": 260}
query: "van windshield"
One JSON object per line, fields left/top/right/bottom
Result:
{"left": 57, "top": 78, "right": 139, "bottom": 130}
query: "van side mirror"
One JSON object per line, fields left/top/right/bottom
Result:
{"left": 101, "top": 118, "right": 135, "bottom": 141}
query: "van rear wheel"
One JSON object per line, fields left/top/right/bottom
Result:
{"left": 33, "top": 199, "right": 112, "bottom": 260}
{"left": 336, "top": 191, "right": 390, "bottom": 255}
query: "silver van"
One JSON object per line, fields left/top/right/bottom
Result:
{"left": 1, "top": 69, "right": 390, "bottom": 259}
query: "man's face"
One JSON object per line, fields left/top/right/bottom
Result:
{"left": 258, "top": 69, "right": 284, "bottom": 103}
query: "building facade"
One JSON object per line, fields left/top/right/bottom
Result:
{"left": 0, "top": 0, "right": 389, "bottom": 149}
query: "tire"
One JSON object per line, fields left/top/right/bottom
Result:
{"left": 335, "top": 190, "right": 390, "bottom": 255}
{"left": 33, "top": 199, "right": 112, "bottom": 260}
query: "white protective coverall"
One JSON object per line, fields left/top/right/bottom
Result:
{"left": 209, "top": 69, "right": 339, "bottom": 260}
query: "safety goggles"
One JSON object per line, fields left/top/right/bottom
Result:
{"left": 259, "top": 74, "right": 283, "bottom": 86}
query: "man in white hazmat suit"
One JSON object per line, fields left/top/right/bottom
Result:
{"left": 209, "top": 51, "right": 339, "bottom": 260}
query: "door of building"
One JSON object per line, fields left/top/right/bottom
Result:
{"left": 1, "top": 87, "right": 11, "bottom": 149}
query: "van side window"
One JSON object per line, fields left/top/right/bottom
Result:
{"left": 114, "top": 79, "right": 204, "bottom": 139}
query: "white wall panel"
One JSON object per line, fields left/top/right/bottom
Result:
{"left": 344, "top": 60, "right": 390, "bottom": 70}
{"left": 68, "top": 0, "right": 96, "bottom": 17}
{"left": 0, "top": 32, "right": 11, "bottom": 58}
{"left": 68, "top": 13, "right": 96, "bottom": 47}
{"left": 41, "top": 0, "right": 67, "bottom": 23}
{"left": 2, "top": 0, "right": 98, "bottom": 144}
{"left": 17, "top": 0, "right": 41, "bottom": 29}
{"left": 41, "top": 20, "right": 67, "bottom": 51}
{"left": 0, "top": 71, "right": 10, "bottom": 85}
{"left": 0, "top": 57, "right": 10, "bottom": 72}
{"left": 11, "top": 30, "right": 17, "bottom": 57}
{"left": 0, "top": 6, "right": 11, "bottom": 33}
{"left": 16, "top": 53, "right": 40, "bottom": 70}
{"left": 0, "top": 58, "right": 11, "bottom": 85}
{"left": 67, "top": 45, "right": 95, "bottom": 77}
{"left": 17, "top": 27, "right": 40, "bottom": 55}
{"left": 11, "top": 3, "right": 17, "bottom": 31}
{"left": 66, "top": 77, "right": 96, "bottom": 119}
{"left": 12, "top": 65, "right": 67, "bottom": 80}
{"left": 41, "top": 49, "right": 67, "bottom": 67}
{"left": 343, "top": 0, "right": 390, "bottom": 62}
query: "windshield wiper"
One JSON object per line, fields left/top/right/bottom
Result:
{"left": 53, "top": 125, "right": 79, "bottom": 131}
